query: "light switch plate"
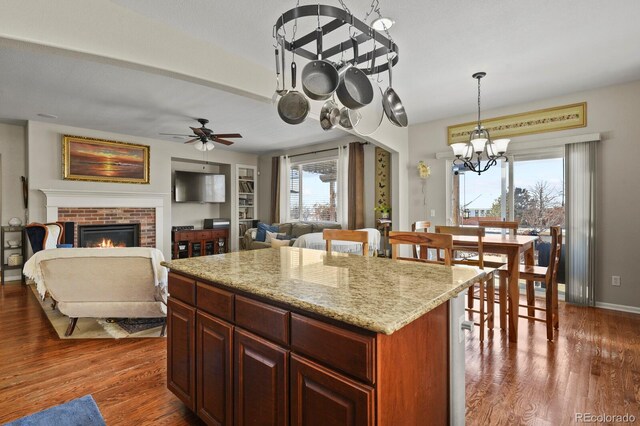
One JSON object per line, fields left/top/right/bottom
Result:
{"left": 612, "top": 275, "right": 621, "bottom": 286}
{"left": 431, "top": 209, "right": 436, "bottom": 217}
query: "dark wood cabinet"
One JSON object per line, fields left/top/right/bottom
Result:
{"left": 167, "top": 297, "right": 196, "bottom": 411}
{"left": 172, "top": 229, "right": 229, "bottom": 259}
{"left": 166, "top": 271, "right": 450, "bottom": 425}
{"left": 290, "top": 354, "right": 374, "bottom": 426}
{"left": 196, "top": 311, "right": 233, "bottom": 426}
{"left": 234, "top": 328, "right": 288, "bottom": 426}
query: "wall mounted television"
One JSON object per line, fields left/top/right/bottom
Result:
{"left": 174, "top": 171, "right": 225, "bottom": 203}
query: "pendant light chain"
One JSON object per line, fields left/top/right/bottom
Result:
{"left": 477, "top": 76, "right": 482, "bottom": 129}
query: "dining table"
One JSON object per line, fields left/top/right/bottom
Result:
{"left": 450, "top": 234, "right": 539, "bottom": 343}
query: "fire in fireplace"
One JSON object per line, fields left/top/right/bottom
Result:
{"left": 78, "top": 224, "right": 140, "bottom": 248}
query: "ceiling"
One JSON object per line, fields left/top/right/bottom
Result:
{"left": 0, "top": 1, "right": 639, "bottom": 153}
{"left": 0, "top": 44, "right": 347, "bottom": 153}
{"left": 109, "top": 0, "right": 640, "bottom": 122}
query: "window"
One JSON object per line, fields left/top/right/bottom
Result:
{"left": 289, "top": 158, "right": 338, "bottom": 222}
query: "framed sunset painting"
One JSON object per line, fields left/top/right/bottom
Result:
{"left": 62, "top": 135, "right": 150, "bottom": 184}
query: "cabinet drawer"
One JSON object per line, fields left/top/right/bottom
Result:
{"left": 197, "top": 283, "right": 234, "bottom": 322}
{"left": 197, "top": 231, "right": 213, "bottom": 240}
{"left": 168, "top": 272, "right": 196, "bottom": 305}
{"left": 291, "top": 314, "right": 375, "bottom": 384}
{"left": 235, "top": 296, "right": 290, "bottom": 346}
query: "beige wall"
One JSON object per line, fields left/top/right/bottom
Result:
{"left": 26, "top": 121, "right": 258, "bottom": 256}
{"left": 0, "top": 123, "right": 26, "bottom": 280}
{"left": 409, "top": 79, "right": 640, "bottom": 309}
{"left": 257, "top": 136, "right": 378, "bottom": 229}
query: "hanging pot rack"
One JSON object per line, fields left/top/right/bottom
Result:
{"left": 273, "top": 4, "right": 399, "bottom": 75}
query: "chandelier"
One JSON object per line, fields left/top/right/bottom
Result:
{"left": 451, "top": 72, "right": 510, "bottom": 175}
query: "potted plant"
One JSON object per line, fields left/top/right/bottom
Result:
{"left": 374, "top": 204, "right": 392, "bottom": 219}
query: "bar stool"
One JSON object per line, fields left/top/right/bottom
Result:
{"left": 323, "top": 229, "right": 369, "bottom": 256}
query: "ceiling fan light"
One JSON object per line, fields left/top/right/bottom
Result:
{"left": 205, "top": 141, "right": 215, "bottom": 151}
{"left": 194, "top": 142, "right": 206, "bottom": 152}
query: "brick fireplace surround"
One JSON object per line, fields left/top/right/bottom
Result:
{"left": 58, "top": 208, "right": 156, "bottom": 248}
{"left": 40, "top": 189, "right": 166, "bottom": 252}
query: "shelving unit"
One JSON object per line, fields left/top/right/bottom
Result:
{"left": 237, "top": 165, "right": 258, "bottom": 249}
{"left": 172, "top": 229, "right": 229, "bottom": 260}
{"left": 1, "top": 226, "right": 26, "bottom": 285}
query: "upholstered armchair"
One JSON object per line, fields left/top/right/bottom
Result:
{"left": 25, "top": 223, "right": 64, "bottom": 253}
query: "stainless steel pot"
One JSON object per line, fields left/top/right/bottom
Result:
{"left": 382, "top": 57, "right": 408, "bottom": 127}
{"left": 302, "top": 27, "right": 340, "bottom": 101}
{"left": 320, "top": 98, "right": 340, "bottom": 131}
{"left": 336, "top": 37, "right": 374, "bottom": 110}
{"left": 278, "top": 61, "right": 310, "bottom": 125}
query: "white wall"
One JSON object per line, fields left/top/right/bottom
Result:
{"left": 26, "top": 121, "right": 258, "bottom": 256}
{"left": 408, "top": 79, "right": 640, "bottom": 308}
{"left": 257, "top": 136, "right": 378, "bottom": 229}
{"left": 0, "top": 123, "right": 26, "bottom": 281}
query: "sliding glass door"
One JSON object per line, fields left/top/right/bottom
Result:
{"left": 451, "top": 150, "right": 566, "bottom": 295}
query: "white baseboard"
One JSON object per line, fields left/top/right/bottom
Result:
{"left": 595, "top": 302, "right": 640, "bottom": 314}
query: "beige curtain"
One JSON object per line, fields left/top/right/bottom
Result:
{"left": 270, "top": 156, "right": 279, "bottom": 224}
{"left": 348, "top": 142, "right": 365, "bottom": 229}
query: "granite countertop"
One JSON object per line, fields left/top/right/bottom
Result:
{"left": 162, "top": 247, "right": 484, "bottom": 335}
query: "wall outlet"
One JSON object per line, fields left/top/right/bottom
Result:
{"left": 431, "top": 209, "right": 436, "bottom": 217}
{"left": 612, "top": 275, "right": 621, "bottom": 286}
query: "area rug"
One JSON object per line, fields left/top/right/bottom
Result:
{"left": 29, "top": 284, "right": 165, "bottom": 339}
{"left": 5, "top": 395, "right": 105, "bottom": 426}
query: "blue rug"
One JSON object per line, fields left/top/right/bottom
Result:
{"left": 5, "top": 395, "right": 105, "bottom": 426}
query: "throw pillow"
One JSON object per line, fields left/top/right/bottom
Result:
{"left": 265, "top": 231, "right": 285, "bottom": 244}
{"left": 256, "top": 223, "right": 279, "bottom": 242}
{"left": 271, "top": 239, "right": 289, "bottom": 248}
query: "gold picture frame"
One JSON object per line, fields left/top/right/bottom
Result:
{"left": 447, "top": 102, "right": 587, "bottom": 145}
{"left": 62, "top": 135, "right": 150, "bottom": 184}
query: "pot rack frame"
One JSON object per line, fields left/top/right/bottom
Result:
{"left": 273, "top": 4, "right": 399, "bottom": 75}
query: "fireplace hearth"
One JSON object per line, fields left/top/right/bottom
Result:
{"left": 78, "top": 223, "right": 140, "bottom": 248}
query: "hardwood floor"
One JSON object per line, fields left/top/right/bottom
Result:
{"left": 466, "top": 299, "right": 640, "bottom": 425}
{"left": 1, "top": 282, "right": 638, "bottom": 425}
{"left": 0, "top": 283, "right": 202, "bottom": 425}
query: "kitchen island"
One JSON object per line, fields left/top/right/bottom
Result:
{"left": 162, "top": 247, "right": 482, "bottom": 426}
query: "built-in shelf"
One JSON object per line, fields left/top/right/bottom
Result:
{"left": 237, "top": 165, "right": 257, "bottom": 250}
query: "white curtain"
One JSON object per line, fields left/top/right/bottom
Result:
{"left": 337, "top": 146, "right": 349, "bottom": 229}
{"left": 565, "top": 141, "right": 597, "bottom": 306}
{"left": 278, "top": 155, "right": 290, "bottom": 223}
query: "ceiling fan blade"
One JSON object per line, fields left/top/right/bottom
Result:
{"left": 212, "top": 137, "right": 234, "bottom": 146}
{"left": 190, "top": 127, "right": 206, "bottom": 137}
{"left": 213, "top": 133, "right": 242, "bottom": 139}
{"left": 184, "top": 138, "right": 200, "bottom": 144}
{"left": 160, "top": 133, "right": 193, "bottom": 137}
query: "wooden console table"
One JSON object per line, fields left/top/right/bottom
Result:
{"left": 172, "top": 229, "right": 229, "bottom": 260}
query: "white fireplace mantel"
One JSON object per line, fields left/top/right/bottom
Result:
{"left": 40, "top": 189, "right": 168, "bottom": 250}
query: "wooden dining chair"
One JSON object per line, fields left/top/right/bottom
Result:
{"left": 436, "top": 226, "right": 495, "bottom": 342}
{"left": 389, "top": 231, "right": 452, "bottom": 266}
{"left": 478, "top": 220, "right": 519, "bottom": 237}
{"left": 323, "top": 229, "right": 369, "bottom": 256}
{"left": 497, "top": 226, "right": 562, "bottom": 341}
{"left": 411, "top": 221, "right": 432, "bottom": 258}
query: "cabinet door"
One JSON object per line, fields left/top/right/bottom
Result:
{"left": 290, "top": 354, "right": 374, "bottom": 426}
{"left": 197, "top": 311, "right": 233, "bottom": 426}
{"left": 234, "top": 328, "right": 288, "bottom": 426}
{"left": 167, "top": 297, "right": 196, "bottom": 411}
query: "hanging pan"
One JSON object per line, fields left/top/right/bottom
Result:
{"left": 349, "top": 49, "right": 383, "bottom": 136}
{"left": 278, "top": 60, "right": 310, "bottom": 125}
{"left": 301, "top": 8, "right": 340, "bottom": 101}
{"left": 336, "top": 37, "right": 373, "bottom": 110}
{"left": 382, "top": 57, "right": 408, "bottom": 127}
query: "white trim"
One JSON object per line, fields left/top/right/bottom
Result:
{"left": 39, "top": 189, "right": 167, "bottom": 251}
{"left": 436, "top": 132, "right": 601, "bottom": 160}
{"left": 595, "top": 302, "right": 640, "bottom": 314}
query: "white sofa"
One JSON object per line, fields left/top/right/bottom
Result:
{"left": 24, "top": 247, "right": 168, "bottom": 336}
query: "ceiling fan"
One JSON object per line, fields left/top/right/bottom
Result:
{"left": 160, "top": 118, "right": 242, "bottom": 151}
